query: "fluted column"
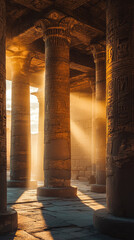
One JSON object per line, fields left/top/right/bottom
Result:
{"left": 8, "top": 51, "right": 36, "bottom": 188}
{"left": 0, "top": 0, "right": 17, "bottom": 234}
{"left": 91, "top": 45, "right": 106, "bottom": 193}
{"left": 93, "top": 0, "right": 134, "bottom": 238}
{"left": 37, "top": 26, "right": 77, "bottom": 197}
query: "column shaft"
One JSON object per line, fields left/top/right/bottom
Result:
{"left": 37, "top": 26, "right": 77, "bottom": 197}
{"left": 106, "top": 0, "right": 134, "bottom": 218}
{"left": 10, "top": 73, "right": 31, "bottom": 182}
{"left": 93, "top": 1, "right": 134, "bottom": 238}
{"left": 44, "top": 27, "right": 71, "bottom": 188}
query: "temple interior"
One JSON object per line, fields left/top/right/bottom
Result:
{"left": 0, "top": 0, "right": 134, "bottom": 239}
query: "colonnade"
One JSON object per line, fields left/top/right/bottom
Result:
{"left": 0, "top": 0, "right": 134, "bottom": 238}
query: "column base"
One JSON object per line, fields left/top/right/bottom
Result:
{"left": 7, "top": 180, "right": 37, "bottom": 188}
{"left": 37, "top": 186, "right": 77, "bottom": 198}
{"left": 91, "top": 184, "right": 106, "bottom": 193}
{"left": 0, "top": 208, "right": 17, "bottom": 235}
{"left": 93, "top": 208, "right": 134, "bottom": 239}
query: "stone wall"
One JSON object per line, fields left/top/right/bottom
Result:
{"left": 70, "top": 90, "right": 92, "bottom": 180}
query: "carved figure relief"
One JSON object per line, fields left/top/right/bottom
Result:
{"left": 117, "top": 38, "right": 129, "bottom": 60}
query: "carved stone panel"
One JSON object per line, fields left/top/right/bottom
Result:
{"left": 106, "top": 0, "right": 134, "bottom": 218}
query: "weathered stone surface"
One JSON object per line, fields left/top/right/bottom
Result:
{"left": 9, "top": 51, "right": 32, "bottom": 186}
{"left": 106, "top": 0, "right": 134, "bottom": 218}
{"left": 93, "top": 0, "right": 134, "bottom": 238}
{"left": 43, "top": 27, "right": 71, "bottom": 189}
{"left": 0, "top": 208, "right": 17, "bottom": 235}
{"left": 33, "top": 26, "right": 77, "bottom": 198}
{"left": 94, "top": 208, "right": 134, "bottom": 239}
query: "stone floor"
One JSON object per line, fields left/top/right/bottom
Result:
{"left": 1, "top": 181, "right": 120, "bottom": 240}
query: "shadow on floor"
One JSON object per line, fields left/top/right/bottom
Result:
{"left": 37, "top": 194, "right": 118, "bottom": 240}
{"left": 1, "top": 180, "right": 119, "bottom": 240}
{"left": 7, "top": 188, "right": 26, "bottom": 206}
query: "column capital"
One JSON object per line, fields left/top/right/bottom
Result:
{"left": 91, "top": 43, "right": 106, "bottom": 63}
{"left": 44, "top": 27, "right": 71, "bottom": 46}
{"left": 35, "top": 17, "right": 77, "bottom": 46}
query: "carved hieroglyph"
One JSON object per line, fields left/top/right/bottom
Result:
{"left": 106, "top": 0, "right": 134, "bottom": 217}
{"left": 106, "top": 0, "right": 134, "bottom": 169}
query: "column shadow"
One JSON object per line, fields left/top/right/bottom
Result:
{"left": 37, "top": 193, "right": 118, "bottom": 240}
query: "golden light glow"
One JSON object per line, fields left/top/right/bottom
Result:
{"left": 78, "top": 191, "right": 105, "bottom": 210}
{"left": 70, "top": 92, "right": 93, "bottom": 170}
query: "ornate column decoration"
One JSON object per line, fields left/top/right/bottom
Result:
{"left": 0, "top": 0, "right": 17, "bottom": 234}
{"left": 37, "top": 21, "right": 77, "bottom": 197}
{"left": 8, "top": 50, "right": 36, "bottom": 188}
{"left": 91, "top": 43, "right": 106, "bottom": 193}
{"left": 93, "top": 1, "right": 134, "bottom": 238}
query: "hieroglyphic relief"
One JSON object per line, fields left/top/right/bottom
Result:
{"left": 106, "top": 0, "right": 134, "bottom": 167}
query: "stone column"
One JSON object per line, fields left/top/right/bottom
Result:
{"left": 0, "top": 0, "right": 17, "bottom": 234}
{"left": 91, "top": 45, "right": 106, "bottom": 193}
{"left": 89, "top": 83, "right": 96, "bottom": 184}
{"left": 93, "top": 0, "right": 134, "bottom": 238}
{"left": 37, "top": 26, "right": 77, "bottom": 197}
{"left": 8, "top": 51, "right": 36, "bottom": 188}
